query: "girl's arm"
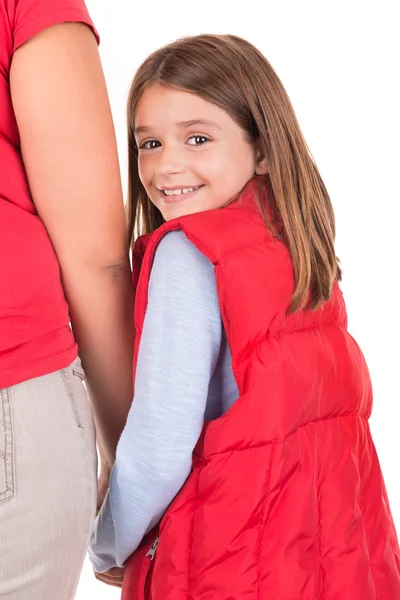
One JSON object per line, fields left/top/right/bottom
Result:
{"left": 89, "top": 231, "right": 222, "bottom": 572}
{"left": 10, "top": 22, "right": 134, "bottom": 467}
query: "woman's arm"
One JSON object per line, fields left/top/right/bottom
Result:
{"left": 10, "top": 22, "right": 134, "bottom": 467}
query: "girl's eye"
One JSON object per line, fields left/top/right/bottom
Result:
{"left": 187, "top": 135, "right": 209, "bottom": 146}
{"left": 139, "top": 140, "right": 161, "bottom": 150}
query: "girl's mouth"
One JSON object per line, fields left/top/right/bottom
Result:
{"left": 160, "top": 185, "right": 203, "bottom": 202}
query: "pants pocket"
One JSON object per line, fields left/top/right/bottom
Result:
{"left": 60, "top": 358, "right": 87, "bottom": 429}
{"left": 72, "top": 358, "right": 86, "bottom": 382}
{"left": 0, "top": 388, "right": 15, "bottom": 504}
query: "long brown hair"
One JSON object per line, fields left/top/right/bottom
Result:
{"left": 126, "top": 34, "right": 341, "bottom": 311}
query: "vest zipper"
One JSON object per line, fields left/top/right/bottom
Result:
{"left": 145, "top": 537, "right": 159, "bottom": 561}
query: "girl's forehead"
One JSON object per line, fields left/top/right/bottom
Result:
{"left": 134, "top": 85, "right": 232, "bottom": 130}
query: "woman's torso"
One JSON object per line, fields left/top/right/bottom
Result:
{"left": 0, "top": 0, "right": 97, "bottom": 388}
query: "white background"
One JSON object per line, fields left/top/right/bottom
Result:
{"left": 77, "top": 1, "right": 399, "bottom": 597}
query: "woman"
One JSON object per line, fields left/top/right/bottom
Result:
{"left": 0, "top": 1, "right": 133, "bottom": 598}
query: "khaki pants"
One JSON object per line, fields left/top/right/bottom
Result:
{"left": 0, "top": 358, "right": 97, "bottom": 599}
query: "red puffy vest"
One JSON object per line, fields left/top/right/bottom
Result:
{"left": 123, "top": 179, "right": 400, "bottom": 600}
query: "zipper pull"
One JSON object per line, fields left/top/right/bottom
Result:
{"left": 145, "top": 537, "right": 159, "bottom": 561}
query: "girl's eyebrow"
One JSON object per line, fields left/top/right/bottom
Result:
{"left": 177, "top": 119, "right": 222, "bottom": 130}
{"left": 134, "top": 125, "right": 151, "bottom": 135}
{"left": 134, "top": 119, "right": 221, "bottom": 135}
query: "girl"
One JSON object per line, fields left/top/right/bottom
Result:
{"left": 89, "top": 34, "right": 400, "bottom": 599}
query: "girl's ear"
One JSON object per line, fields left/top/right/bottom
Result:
{"left": 254, "top": 139, "right": 268, "bottom": 175}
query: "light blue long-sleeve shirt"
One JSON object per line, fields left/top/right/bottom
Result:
{"left": 89, "top": 230, "right": 239, "bottom": 572}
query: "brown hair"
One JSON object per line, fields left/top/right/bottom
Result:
{"left": 126, "top": 34, "right": 341, "bottom": 311}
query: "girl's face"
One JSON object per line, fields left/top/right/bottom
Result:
{"left": 134, "top": 84, "right": 267, "bottom": 221}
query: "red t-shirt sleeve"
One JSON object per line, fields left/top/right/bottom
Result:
{"left": 12, "top": 0, "right": 99, "bottom": 51}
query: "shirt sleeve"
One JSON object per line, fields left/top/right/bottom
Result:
{"left": 88, "top": 230, "right": 222, "bottom": 572}
{"left": 12, "top": 0, "right": 99, "bottom": 51}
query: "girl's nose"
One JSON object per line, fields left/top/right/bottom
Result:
{"left": 154, "top": 146, "right": 185, "bottom": 177}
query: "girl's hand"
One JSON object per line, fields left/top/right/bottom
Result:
{"left": 94, "top": 566, "right": 125, "bottom": 588}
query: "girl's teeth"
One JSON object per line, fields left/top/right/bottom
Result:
{"left": 163, "top": 186, "right": 199, "bottom": 196}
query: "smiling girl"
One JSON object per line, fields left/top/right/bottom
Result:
{"left": 89, "top": 34, "right": 400, "bottom": 600}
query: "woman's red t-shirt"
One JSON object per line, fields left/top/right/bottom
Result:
{"left": 0, "top": 0, "right": 99, "bottom": 388}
